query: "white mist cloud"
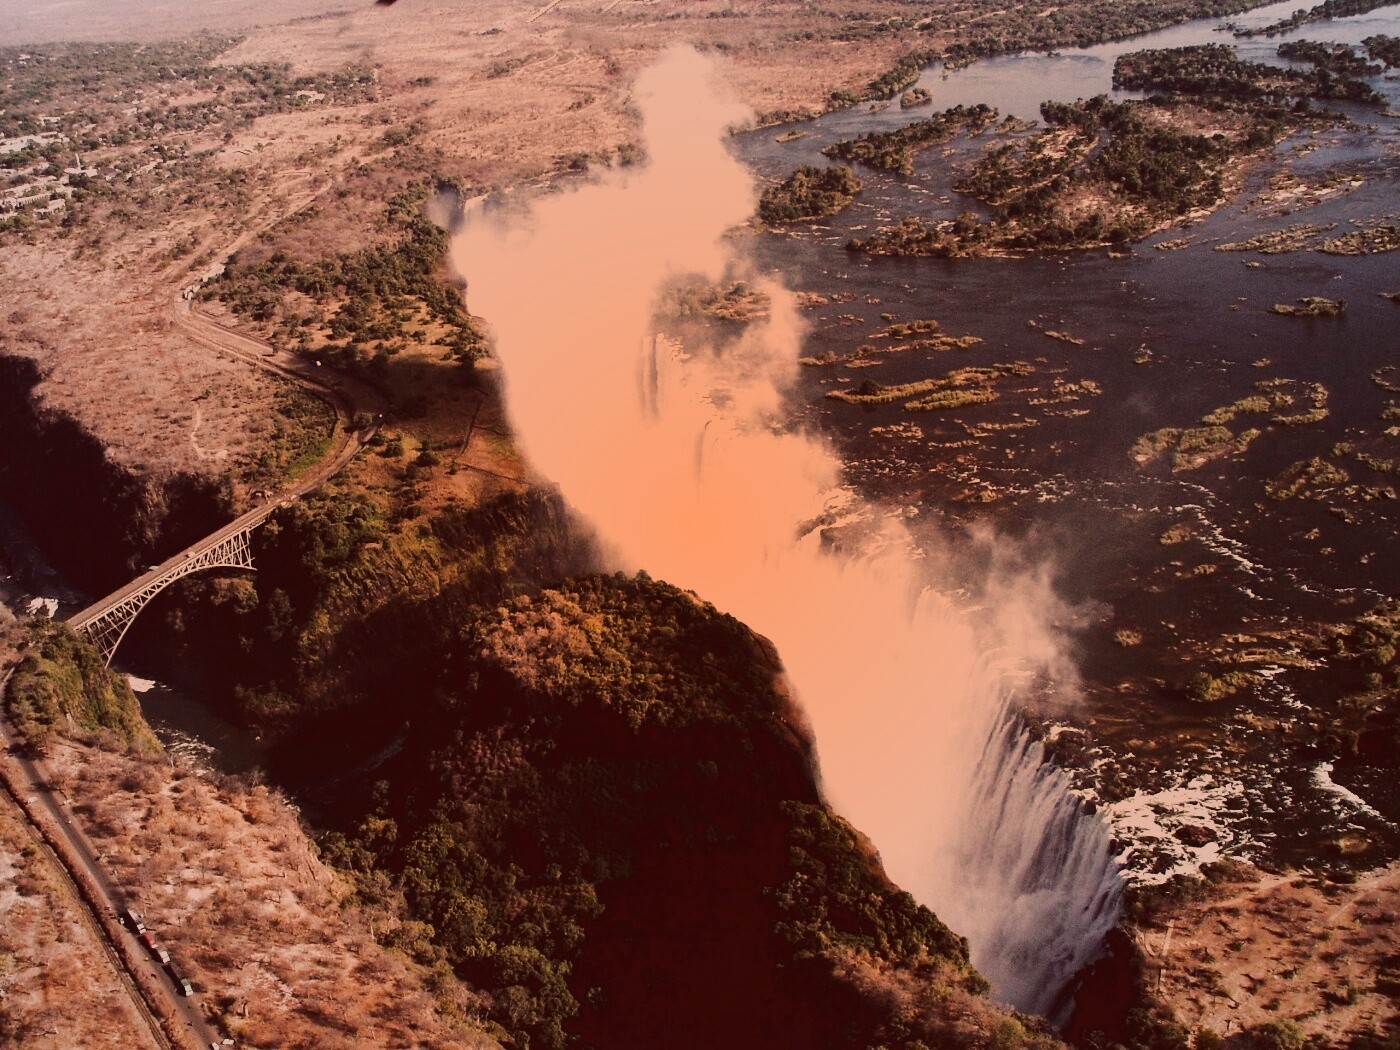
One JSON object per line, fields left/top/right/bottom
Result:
{"left": 452, "top": 45, "right": 1120, "bottom": 1016}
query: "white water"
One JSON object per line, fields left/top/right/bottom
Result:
{"left": 453, "top": 47, "right": 1122, "bottom": 1015}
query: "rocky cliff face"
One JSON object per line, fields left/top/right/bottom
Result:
{"left": 0, "top": 354, "right": 232, "bottom": 594}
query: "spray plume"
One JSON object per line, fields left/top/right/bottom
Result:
{"left": 452, "top": 46, "right": 1122, "bottom": 1015}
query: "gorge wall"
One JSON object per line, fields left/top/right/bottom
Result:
{"left": 0, "top": 354, "right": 233, "bottom": 595}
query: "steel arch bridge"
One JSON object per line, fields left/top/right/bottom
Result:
{"left": 69, "top": 506, "right": 273, "bottom": 667}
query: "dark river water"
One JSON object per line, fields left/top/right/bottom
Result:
{"left": 732, "top": 0, "right": 1400, "bottom": 877}
{"left": 734, "top": 0, "right": 1400, "bottom": 600}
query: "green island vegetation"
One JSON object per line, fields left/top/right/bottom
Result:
{"left": 208, "top": 181, "right": 487, "bottom": 372}
{"left": 1320, "top": 224, "right": 1400, "bottom": 254}
{"left": 1374, "top": 366, "right": 1400, "bottom": 392}
{"left": 134, "top": 489, "right": 1056, "bottom": 1050}
{"left": 826, "top": 362, "right": 1033, "bottom": 410}
{"left": 883, "top": 318, "right": 941, "bottom": 338}
{"left": 1234, "top": 0, "right": 1400, "bottom": 37}
{"left": 757, "top": 164, "right": 863, "bottom": 224}
{"left": 1266, "top": 455, "right": 1351, "bottom": 499}
{"left": 1215, "top": 221, "right": 1337, "bottom": 252}
{"left": 1277, "top": 39, "right": 1383, "bottom": 76}
{"left": 1271, "top": 383, "right": 1330, "bottom": 426}
{"left": 1202, "top": 392, "right": 1281, "bottom": 425}
{"left": 1364, "top": 33, "right": 1400, "bottom": 65}
{"left": 1189, "top": 668, "right": 1259, "bottom": 703}
{"left": 1160, "top": 523, "right": 1197, "bottom": 545}
{"left": 799, "top": 318, "right": 983, "bottom": 368}
{"left": 844, "top": 35, "right": 1393, "bottom": 259}
{"left": 657, "top": 279, "right": 772, "bottom": 323}
{"left": 900, "top": 87, "right": 933, "bottom": 109}
{"left": 1270, "top": 295, "right": 1346, "bottom": 316}
{"left": 1132, "top": 379, "right": 1330, "bottom": 470}
{"left": 1132, "top": 424, "right": 1254, "bottom": 471}
{"left": 851, "top": 89, "right": 1275, "bottom": 255}
{"left": 823, "top": 104, "right": 998, "bottom": 175}
{"left": 1112, "top": 43, "right": 1380, "bottom": 103}
{"left": 4, "top": 620, "right": 158, "bottom": 750}
{"left": 844, "top": 44, "right": 1380, "bottom": 255}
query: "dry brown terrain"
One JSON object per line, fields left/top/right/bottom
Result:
{"left": 0, "top": 624, "right": 154, "bottom": 1047}
{"left": 1137, "top": 863, "right": 1400, "bottom": 1044}
{"left": 0, "top": 0, "right": 354, "bottom": 44}
{"left": 0, "top": 790, "right": 159, "bottom": 1049}
{"left": 38, "top": 734, "right": 499, "bottom": 1049}
{"left": 0, "top": 0, "right": 1273, "bottom": 504}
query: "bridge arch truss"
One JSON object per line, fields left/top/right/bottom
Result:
{"left": 70, "top": 525, "right": 259, "bottom": 667}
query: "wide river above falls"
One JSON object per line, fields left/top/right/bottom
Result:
{"left": 731, "top": 0, "right": 1400, "bottom": 873}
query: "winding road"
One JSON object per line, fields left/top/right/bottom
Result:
{"left": 69, "top": 283, "right": 390, "bottom": 649}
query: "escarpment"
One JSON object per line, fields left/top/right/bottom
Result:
{"left": 0, "top": 355, "right": 232, "bottom": 593}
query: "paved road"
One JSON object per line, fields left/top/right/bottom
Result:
{"left": 0, "top": 673, "right": 216, "bottom": 1050}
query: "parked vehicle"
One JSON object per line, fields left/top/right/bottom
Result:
{"left": 165, "top": 961, "right": 195, "bottom": 997}
{"left": 137, "top": 930, "right": 171, "bottom": 965}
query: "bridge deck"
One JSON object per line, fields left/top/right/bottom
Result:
{"left": 68, "top": 501, "right": 281, "bottom": 632}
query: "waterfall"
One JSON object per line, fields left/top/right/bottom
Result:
{"left": 452, "top": 45, "right": 1123, "bottom": 1015}
{"left": 930, "top": 701, "right": 1124, "bottom": 1016}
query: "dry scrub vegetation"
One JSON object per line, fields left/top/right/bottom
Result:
{"left": 41, "top": 736, "right": 499, "bottom": 1049}
{"left": 1136, "top": 862, "right": 1400, "bottom": 1044}
{"left": 0, "top": 794, "right": 156, "bottom": 1048}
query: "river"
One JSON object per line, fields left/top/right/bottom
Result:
{"left": 733, "top": 0, "right": 1400, "bottom": 878}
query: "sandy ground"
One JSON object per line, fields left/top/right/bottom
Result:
{"left": 42, "top": 736, "right": 499, "bottom": 1049}
{"left": 1138, "top": 863, "right": 1400, "bottom": 1043}
{"left": 3, "top": 243, "right": 325, "bottom": 480}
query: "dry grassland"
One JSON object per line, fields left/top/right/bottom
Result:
{"left": 43, "top": 736, "right": 500, "bottom": 1049}
{"left": 1138, "top": 863, "right": 1400, "bottom": 1043}
{"left": 0, "top": 793, "right": 158, "bottom": 1049}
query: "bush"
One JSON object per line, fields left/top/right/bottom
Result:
{"left": 1243, "top": 1019, "right": 1305, "bottom": 1050}
{"left": 6, "top": 620, "right": 158, "bottom": 750}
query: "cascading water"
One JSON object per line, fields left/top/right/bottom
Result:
{"left": 931, "top": 691, "right": 1124, "bottom": 1017}
{"left": 452, "top": 45, "right": 1123, "bottom": 1014}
